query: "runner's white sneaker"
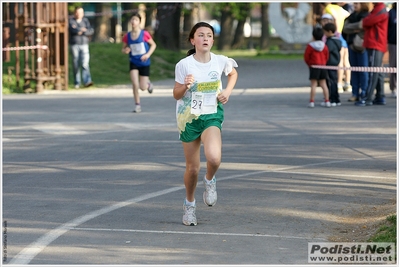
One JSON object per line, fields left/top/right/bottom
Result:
{"left": 133, "top": 104, "right": 141, "bottom": 113}
{"left": 203, "top": 175, "right": 217, "bottom": 206}
{"left": 182, "top": 200, "right": 197, "bottom": 226}
{"left": 147, "top": 82, "right": 154, "bottom": 94}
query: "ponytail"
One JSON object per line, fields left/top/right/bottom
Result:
{"left": 186, "top": 47, "right": 195, "bottom": 57}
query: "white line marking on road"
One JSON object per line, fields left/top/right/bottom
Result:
{"left": 72, "top": 227, "right": 326, "bottom": 241}
{"left": 276, "top": 170, "right": 397, "bottom": 180}
{"left": 9, "top": 153, "right": 396, "bottom": 264}
{"left": 3, "top": 123, "right": 176, "bottom": 141}
{"left": 115, "top": 123, "right": 175, "bottom": 130}
{"left": 9, "top": 186, "right": 183, "bottom": 264}
{"left": 32, "top": 123, "right": 87, "bottom": 135}
{"left": 216, "top": 154, "right": 396, "bottom": 183}
{"left": 2, "top": 138, "right": 33, "bottom": 142}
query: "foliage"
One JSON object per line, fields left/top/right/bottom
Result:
{"left": 2, "top": 70, "right": 24, "bottom": 94}
{"left": 2, "top": 43, "right": 185, "bottom": 94}
{"left": 2, "top": 51, "right": 32, "bottom": 94}
{"left": 68, "top": 3, "right": 83, "bottom": 14}
{"left": 202, "top": 3, "right": 256, "bottom": 20}
{"left": 368, "top": 214, "right": 397, "bottom": 244}
{"left": 181, "top": 3, "right": 196, "bottom": 15}
{"left": 67, "top": 43, "right": 186, "bottom": 89}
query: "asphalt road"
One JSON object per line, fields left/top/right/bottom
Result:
{"left": 2, "top": 58, "right": 397, "bottom": 265}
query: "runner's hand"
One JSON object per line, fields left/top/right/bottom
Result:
{"left": 185, "top": 74, "right": 194, "bottom": 89}
{"left": 217, "top": 91, "right": 230, "bottom": 104}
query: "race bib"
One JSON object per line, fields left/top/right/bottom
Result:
{"left": 130, "top": 42, "right": 146, "bottom": 56}
{"left": 191, "top": 92, "right": 217, "bottom": 115}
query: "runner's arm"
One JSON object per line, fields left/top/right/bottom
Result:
{"left": 141, "top": 38, "right": 157, "bottom": 61}
{"left": 173, "top": 82, "right": 189, "bottom": 100}
{"left": 218, "top": 68, "right": 238, "bottom": 104}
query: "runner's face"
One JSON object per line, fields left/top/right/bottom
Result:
{"left": 130, "top": 16, "right": 141, "bottom": 29}
{"left": 191, "top": 27, "right": 214, "bottom": 53}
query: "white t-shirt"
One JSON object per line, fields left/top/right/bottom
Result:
{"left": 175, "top": 53, "right": 238, "bottom": 134}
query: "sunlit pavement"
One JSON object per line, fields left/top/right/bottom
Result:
{"left": 2, "top": 59, "right": 396, "bottom": 265}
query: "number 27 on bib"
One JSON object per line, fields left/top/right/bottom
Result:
{"left": 191, "top": 92, "right": 217, "bottom": 115}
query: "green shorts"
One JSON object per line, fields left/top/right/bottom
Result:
{"left": 179, "top": 103, "right": 224, "bottom": 143}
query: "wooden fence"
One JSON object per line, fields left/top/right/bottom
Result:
{"left": 2, "top": 3, "right": 69, "bottom": 92}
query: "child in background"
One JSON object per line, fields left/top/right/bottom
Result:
{"left": 304, "top": 27, "right": 331, "bottom": 108}
{"left": 122, "top": 13, "right": 157, "bottom": 113}
{"left": 321, "top": 5, "right": 352, "bottom": 92}
{"left": 323, "top": 22, "right": 342, "bottom": 106}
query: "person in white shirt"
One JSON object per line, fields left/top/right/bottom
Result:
{"left": 173, "top": 22, "right": 238, "bottom": 226}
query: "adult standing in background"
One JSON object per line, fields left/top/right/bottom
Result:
{"left": 355, "top": 2, "right": 388, "bottom": 106}
{"left": 69, "top": 6, "right": 94, "bottom": 89}
{"left": 387, "top": 3, "right": 397, "bottom": 98}
{"left": 342, "top": 2, "right": 370, "bottom": 102}
{"left": 339, "top": 2, "right": 354, "bottom": 14}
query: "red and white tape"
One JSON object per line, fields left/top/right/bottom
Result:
{"left": 312, "top": 65, "right": 397, "bottom": 73}
{"left": 2, "top": 45, "right": 48, "bottom": 51}
{"left": 71, "top": 4, "right": 181, "bottom": 18}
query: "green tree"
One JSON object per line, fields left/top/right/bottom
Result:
{"left": 231, "top": 3, "right": 253, "bottom": 49}
{"left": 144, "top": 3, "right": 157, "bottom": 30}
{"left": 154, "top": 3, "right": 182, "bottom": 51}
{"left": 93, "top": 3, "right": 113, "bottom": 42}
{"left": 203, "top": 3, "right": 256, "bottom": 50}
{"left": 259, "top": 3, "right": 270, "bottom": 50}
{"left": 121, "top": 3, "right": 139, "bottom": 31}
{"left": 180, "top": 3, "right": 201, "bottom": 50}
{"left": 216, "top": 4, "right": 234, "bottom": 50}
{"left": 68, "top": 3, "right": 83, "bottom": 14}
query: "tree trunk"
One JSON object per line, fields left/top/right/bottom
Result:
{"left": 144, "top": 4, "right": 156, "bottom": 31}
{"left": 259, "top": 3, "right": 270, "bottom": 50}
{"left": 155, "top": 3, "right": 182, "bottom": 51}
{"left": 231, "top": 19, "right": 245, "bottom": 49}
{"left": 180, "top": 4, "right": 195, "bottom": 50}
{"left": 218, "top": 5, "right": 233, "bottom": 51}
{"left": 231, "top": 4, "right": 251, "bottom": 49}
{"left": 183, "top": 12, "right": 193, "bottom": 32}
{"left": 122, "top": 3, "right": 138, "bottom": 32}
{"left": 93, "top": 3, "right": 112, "bottom": 42}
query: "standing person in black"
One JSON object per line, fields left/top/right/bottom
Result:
{"left": 339, "top": 2, "right": 355, "bottom": 14}
{"left": 323, "top": 22, "right": 342, "bottom": 106}
{"left": 387, "top": 3, "right": 397, "bottom": 98}
{"left": 69, "top": 6, "right": 94, "bottom": 89}
{"left": 342, "top": 3, "right": 370, "bottom": 102}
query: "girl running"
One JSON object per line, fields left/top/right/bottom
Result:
{"left": 122, "top": 13, "right": 157, "bottom": 113}
{"left": 173, "top": 22, "right": 238, "bottom": 226}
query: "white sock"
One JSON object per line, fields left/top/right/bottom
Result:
{"left": 185, "top": 199, "right": 195, "bottom": 206}
{"left": 204, "top": 175, "right": 215, "bottom": 184}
